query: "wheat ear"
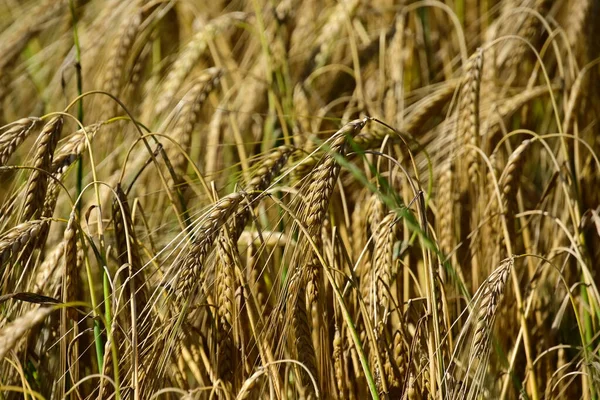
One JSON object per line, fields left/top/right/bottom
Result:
{"left": 22, "top": 116, "right": 63, "bottom": 221}
{"left": 0, "top": 117, "right": 41, "bottom": 166}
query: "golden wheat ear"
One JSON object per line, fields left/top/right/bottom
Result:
{"left": 0, "top": 117, "right": 42, "bottom": 167}
{"left": 21, "top": 116, "right": 63, "bottom": 222}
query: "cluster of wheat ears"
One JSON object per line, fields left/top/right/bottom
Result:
{"left": 0, "top": 0, "right": 599, "bottom": 399}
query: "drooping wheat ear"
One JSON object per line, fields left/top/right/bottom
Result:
{"left": 304, "top": 119, "right": 366, "bottom": 280}
{"left": 99, "top": 327, "right": 119, "bottom": 399}
{"left": 154, "top": 12, "right": 246, "bottom": 115}
{"left": 372, "top": 212, "right": 400, "bottom": 326}
{"left": 369, "top": 324, "right": 391, "bottom": 397}
{"left": 503, "top": 0, "right": 551, "bottom": 71}
{"left": 215, "top": 232, "right": 238, "bottom": 391}
{"left": 0, "top": 306, "right": 53, "bottom": 360}
{"left": 213, "top": 146, "right": 294, "bottom": 388}
{"left": 33, "top": 167, "right": 67, "bottom": 249}
{"left": 21, "top": 116, "right": 63, "bottom": 221}
{"left": 246, "top": 244, "right": 269, "bottom": 314}
{"left": 302, "top": 119, "right": 367, "bottom": 236}
{"left": 229, "top": 145, "right": 295, "bottom": 241}
{"left": 288, "top": 270, "right": 319, "bottom": 399}
{"left": 170, "top": 351, "right": 187, "bottom": 390}
{"left": 383, "top": 335, "right": 400, "bottom": 395}
{"left": 112, "top": 184, "right": 148, "bottom": 309}
{"left": 32, "top": 241, "right": 64, "bottom": 293}
{"left": 236, "top": 369, "right": 264, "bottom": 400}
{"left": 291, "top": 84, "right": 318, "bottom": 180}
{"left": 40, "top": 173, "right": 62, "bottom": 224}
{"left": 406, "top": 372, "right": 420, "bottom": 400}
{"left": 0, "top": 70, "right": 8, "bottom": 122}
{"left": 0, "top": 117, "right": 41, "bottom": 166}
{"left": 305, "top": 0, "right": 360, "bottom": 76}
{"left": 293, "top": 83, "right": 312, "bottom": 147}
{"left": 63, "top": 212, "right": 79, "bottom": 320}
{"left": 483, "top": 150, "right": 501, "bottom": 256}
{"left": 305, "top": 257, "right": 322, "bottom": 387}
{"left": 122, "top": 33, "right": 153, "bottom": 109}
{"left": 418, "top": 352, "right": 431, "bottom": 398}
{"left": 456, "top": 49, "right": 483, "bottom": 190}
{"left": 437, "top": 160, "right": 454, "bottom": 257}
{"left": 205, "top": 107, "right": 223, "bottom": 176}
{"left": 294, "top": 119, "right": 367, "bottom": 395}
{"left": 486, "top": 85, "right": 557, "bottom": 140}
{"left": 365, "top": 193, "right": 386, "bottom": 243}
{"left": 358, "top": 193, "right": 385, "bottom": 310}
{"left": 170, "top": 68, "right": 223, "bottom": 177}
{"left": 402, "top": 80, "right": 459, "bottom": 136}
{"left": 565, "top": 0, "right": 592, "bottom": 55}
{"left": 433, "top": 272, "right": 450, "bottom": 365}
{"left": 392, "top": 329, "right": 408, "bottom": 390}
{"left": 236, "top": 275, "right": 256, "bottom": 378}
{"left": 0, "top": 219, "right": 49, "bottom": 268}
{"left": 469, "top": 258, "right": 512, "bottom": 364}
{"left": 333, "top": 326, "right": 347, "bottom": 399}
{"left": 351, "top": 190, "right": 368, "bottom": 258}
{"left": 384, "top": 13, "right": 406, "bottom": 127}
{"left": 447, "top": 374, "right": 464, "bottom": 400}
{"left": 61, "top": 211, "right": 79, "bottom": 395}
{"left": 0, "top": 0, "right": 65, "bottom": 79}
{"left": 352, "top": 80, "right": 458, "bottom": 151}
{"left": 499, "top": 139, "right": 531, "bottom": 241}
{"left": 51, "top": 122, "right": 103, "bottom": 174}
{"left": 175, "top": 192, "right": 244, "bottom": 303}
{"left": 103, "top": 10, "right": 142, "bottom": 112}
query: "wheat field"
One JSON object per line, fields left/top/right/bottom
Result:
{"left": 0, "top": 0, "right": 599, "bottom": 399}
